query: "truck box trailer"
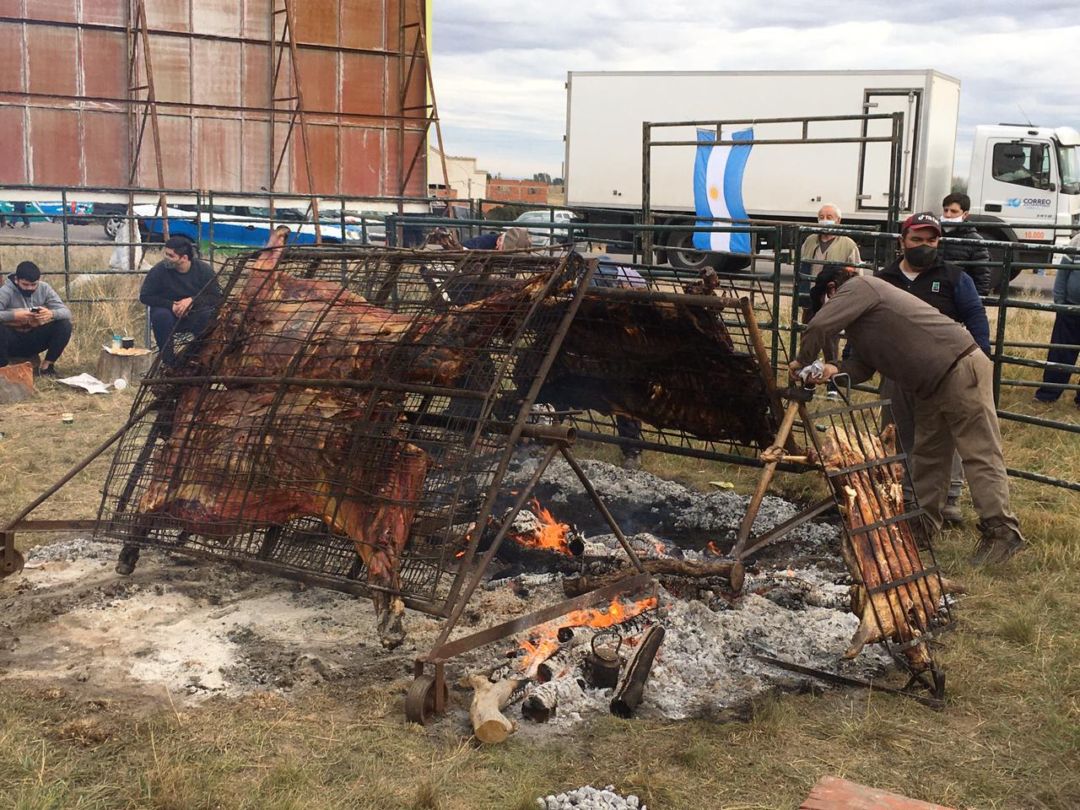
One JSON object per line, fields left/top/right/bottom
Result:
{"left": 564, "top": 70, "right": 1080, "bottom": 278}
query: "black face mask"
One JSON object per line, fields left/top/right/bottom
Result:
{"left": 904, "top": 245, "right": 937, "bottom": 269}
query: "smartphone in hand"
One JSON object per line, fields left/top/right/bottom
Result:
{"left": 30, "top": 306, "right": 42, "bottom": 313}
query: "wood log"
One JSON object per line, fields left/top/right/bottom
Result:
{"left": 610, "top": 625, "right": 665, "bottom": 718}
{"left": 563, "top": 558, "right": 744, "bottom": 598}
{"left": 96, "top": 347, "right": 153, "bottom": 383}
{"left": 521, "top": 676, "right": 585, "bottom": 724}
{"left": 467, "top": 675, "right": 526, "bottom": 744}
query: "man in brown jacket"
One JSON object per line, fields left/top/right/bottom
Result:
{"left": 790, "top": 266, "right": 1024, "bottom": 565}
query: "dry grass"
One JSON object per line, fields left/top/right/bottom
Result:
{"left": 1, "top": 281, "right": 1078, "bottom": 809}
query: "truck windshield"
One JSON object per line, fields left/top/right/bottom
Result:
{"left": 1059, "top": 144, "right": 1080, "bottom": 194}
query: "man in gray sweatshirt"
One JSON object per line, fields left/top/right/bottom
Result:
{"left": 0, "top": 261, "right": 73, "bottom": 376}
{"left": 791, "top": 266, "right": 1024, "bottom": 565}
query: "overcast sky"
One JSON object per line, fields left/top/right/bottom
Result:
{"left": 430, "top": 1, "right": 1080, "bottom": 180}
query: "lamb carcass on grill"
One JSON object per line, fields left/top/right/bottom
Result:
{"left": 538, "top": 293, "right": 777, "bottom": 448}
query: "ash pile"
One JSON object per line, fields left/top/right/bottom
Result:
{"left": 461, "top": 455, "right": 891, "bottom": 737}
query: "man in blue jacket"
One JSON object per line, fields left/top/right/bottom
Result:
{"left": 1034, "top": 233, "right": 1080, "bottom": 406}
{"left": 876, "top": 212, "right": 991, "bottom": 525}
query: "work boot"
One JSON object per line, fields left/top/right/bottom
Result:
{"left": 942, "top": 496, "right": 963, "bottom": 526}
{"left": 621, "top": 451, "right": 642, "bottom": 472}
{"left": 972, "top": 523, "right": 1025, "bottom": 566}
{"left": 115, "top": 543, "right": 140, "bottom": 576}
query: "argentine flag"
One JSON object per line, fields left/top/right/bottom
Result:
{"left": 692, "top": 127, "right": 753, "bottom": 253}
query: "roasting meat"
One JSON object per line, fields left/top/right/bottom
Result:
{"left": 538, "top": 294, "right": 777, "bottom": 448}
{"left": 137, "top": 264, "right": 554, "bottom": 648}
{"left": 812, "top": 424, "right": 948, "bottom": 672}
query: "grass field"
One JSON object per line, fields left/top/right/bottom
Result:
{"left": 0, "top": 275, "right": 1077, "bottom": 809}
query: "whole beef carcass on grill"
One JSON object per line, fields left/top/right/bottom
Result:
{"left": 130, "top": 257, "right": 556, "bottom": 649}
{"left": 535, "top": 291, "right": 777, "bottom": 448}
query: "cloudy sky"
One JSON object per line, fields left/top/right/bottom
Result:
{"left": 430, "top": 1, "right": 1080, "bottom": 180}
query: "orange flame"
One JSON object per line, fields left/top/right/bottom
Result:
{"left": 515, "top": 498, "right": 572, "bottom": 555}
{"left": 705, "top": 541, "right": 722, "bottom": 557}
{"left": 517, "top": 595, "right": 658, "bottom": 676}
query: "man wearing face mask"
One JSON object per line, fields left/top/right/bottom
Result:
{"left": 939, "top": 193, "right": 991, "bottom": 295}
{"left": 798, "top": 204, "right": 862, "bottom": 374}
{"left": 139, "top": 235, "right": 222, "bottom": 366}
{"left": 789, "top": 261, "right": 1024, "bottom": 566}
{"left": 0, "top": 261, "right": 73, "bottom": 376}
{"left": 875, "top": 213, "right": 990, "bottom": 525}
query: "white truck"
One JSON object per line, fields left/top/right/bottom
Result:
{"left": 564, "top": 69, "right": 1080, "bottom": 280}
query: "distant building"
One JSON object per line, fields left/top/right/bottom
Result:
{"left": 429, "top": 148, "right": 487, "bottom": 201}
{"left": 485, "top": 178, "right": 549, "bottom": 209}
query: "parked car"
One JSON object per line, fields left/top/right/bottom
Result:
{"left": 134, "top": 204, "right": 365, "bottom": 246}
{"left": 512, "top": 209, "right": 578, "bottom": 246}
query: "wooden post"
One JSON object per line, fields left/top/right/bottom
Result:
{"left": 96, "top": 348, "right": 153, "bottom": 383}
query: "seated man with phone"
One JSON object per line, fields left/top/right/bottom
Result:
{"left": 0, "top": 261, "right": 73, "bottom": 377}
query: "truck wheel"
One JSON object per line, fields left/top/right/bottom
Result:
{"left": 665, "top": 228, "right": 720, "bottom": 272}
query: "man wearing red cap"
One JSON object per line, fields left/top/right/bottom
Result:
{"left": 876, "top": 213, "right": 991, "bottom": 525}
{"left": 789, "top": 227, "right": 1024, "bottom": 565}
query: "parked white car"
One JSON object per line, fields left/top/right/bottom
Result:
{"left": 512, "top": 209, "right": 578, "bottom": 246}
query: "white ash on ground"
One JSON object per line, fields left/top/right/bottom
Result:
{"left": 537, "top": 785, "right": 644, "bottom": 809}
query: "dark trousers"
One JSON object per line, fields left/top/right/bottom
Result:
{"left": 616, "top": 414, "right": 643, "bottom": 457}
{"left": 0, "top": 319, "right": 73, "bottom": 366}
{"left": 1034, "top": 310, "right": 1080, "bottom": 404}
{"left": 12, "top": 202, "right": 29, "bottom": 226}
{"left": 149, "top": 306, "right": 213, "bottom": 365}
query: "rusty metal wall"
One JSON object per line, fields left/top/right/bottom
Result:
{"left": 0, "top": 0, "right": 429, "bottom": 196}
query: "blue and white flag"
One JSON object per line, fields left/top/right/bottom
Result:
{"left": 692, "top": 127, "right": 753, "bottom": 253}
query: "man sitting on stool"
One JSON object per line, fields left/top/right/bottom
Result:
{"left": 0, "top": 261, "right": 73, "bottom": 377}
{"left": 140, "top": 236, "right": 222, "bottom": 366}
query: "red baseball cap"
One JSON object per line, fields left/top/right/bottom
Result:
{"left": 900, "top": 212, "right": 942, "bottom": 236}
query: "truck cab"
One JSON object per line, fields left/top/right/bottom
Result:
{"left": 967, "top": 124, "right": 1080, "bottom": 247}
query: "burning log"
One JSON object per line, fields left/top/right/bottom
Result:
{"left": 812, "top": 425, "right": 958, "bottom": 671}
{"left": 610, "top": 625, "right": 665, "bottom": 718}
{"left": 468, "top": 675, "right": 527, "bottom": 744}
{"left": 563, "top": 558, "right": 745, "bottom": 598}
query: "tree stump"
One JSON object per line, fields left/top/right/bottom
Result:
{"left": 96, "top": 348, "right": 154, "bottom": 383}
{"left": 0, "top": 362, "right": 35, "bottom": 403}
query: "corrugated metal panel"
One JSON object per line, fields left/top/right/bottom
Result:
{"left": 340, "top": 127, "right": 382, "bottom": 195}
{"left": 243, "top": 0, "right": 271, "bottom": 39}
{"left": 81, "top": 0, "right": 126, "bottom": 27}
{"left": 2, "top": 1, "right": 430, "bottom": 199}
{"left": 194, "top": 117, "right": 242, "bottom": 189}
{"left": 82, "top": 111, "right": 128, "bottom": 185}
{"left": 29, "top": 108, "right": 80, "bottom": 184}
{"left": 341, "top": 54, "right": 386, "bottom": 115}
{"left": 27, "top": 24, "right": 78, "bottom": 96}
{"left": 81, "top": 29, "right": 127, "bottom": 99}
{"left": 23, "top": 0, "right": 77, "bottom": 23}
{"left": 240, "top": 118, "right": 271, "bottom": 191}
{"left": 147, "top": 34, "right": 191, "bottom": 104}
{"left": 242, "top": 42, "right": 270, "bottom": 109}
{"left": 293, "top": 123, "right": 339, "bottom": 193}
{"left": 0, "top": 22, "right": 25, "bottom": 97}
{"left": 0, "top": 107, "right": 26, "bottom": 183}
{"left": 293, "top": 0, "right": 338, "bottom": 46}
{"left": 190, "top": 0, "right": 241, "bottom": 37}
{"left": 144, "top": 0, "right": 190, "bottom": 34}
{"left": 342, "top": 0, "right": 385, "bottom": 50}
{"left": 296, "top": 48, "right": 338, "bottom": 116}
{"left": 192, "top": 40, "right": 241, "bottom": 108}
